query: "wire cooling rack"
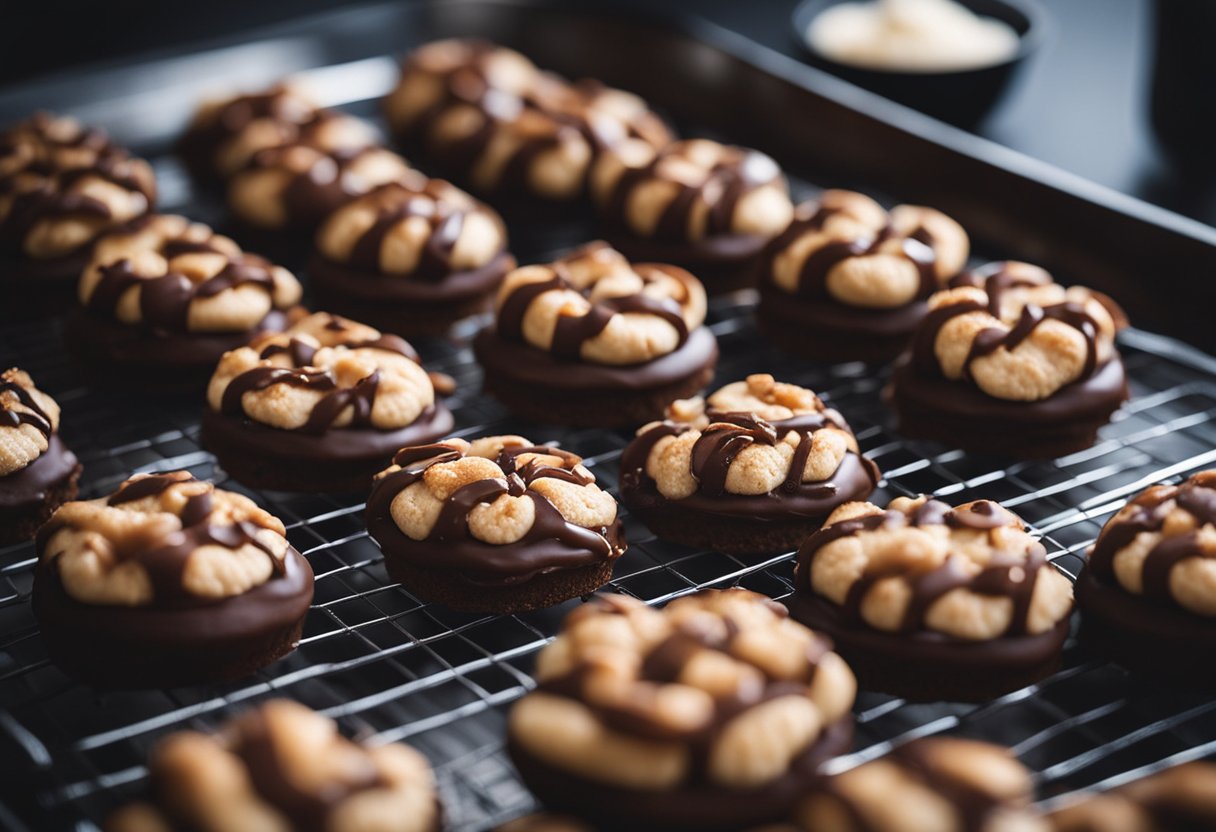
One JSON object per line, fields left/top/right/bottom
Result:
{"left": 3, "top": 291, "right": 1216, "bottom": 830}
{"left": 4, "top": 32, "right": 1216, "bottom": 830}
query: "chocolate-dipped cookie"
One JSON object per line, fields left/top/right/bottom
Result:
{"left": 1075, "top": 471, "right": 1216, "bottom": 689}
{"left": 1048, "top": 762, "right": 1216, "bottom": 831}
{"left": 383, "top": 39, "right": 671, "bottom": 208}
{"left": 797, "top": 737, "right": 1048, "bottom": 832}
{"left": 757, "top": 190, "right": 970, "bottom": 363}
{"left": 177, "top": 83, "right": 379, "bottom": 189}
{"left": 789, "top": 495, "right": 1074, "bottom": 701}
{"left": 366, "top": 435, "right": 626, "bottom": 613}
{"left": 0, "top": 113, "right": 155, "bottom": 307}
{"left": 620, "top": 374, "right": 879, "bottom": 556}
{"left": 887, "top": 261, "right": 1129, "bottom": 458}
{"left": 104, "top": 699, "right": 442, "bottom": 832}
{"left": 590, "top": 138, "right": 795, "bottom": 294}
{"left": 472, "top": 242, "right": 717, "bottom": 428}
{"left": 64, "top": 214, "right": 304, "bottom": 385}
{"left": 33, "top": 471, "right": 313, "bottom": 688}
{"left": 202, "top": 312, "right": 454, "bottom": 492}
{"left": 1, "top": 369, "right": 81, "bottom": 545}
{"left": 309, "top": 176, "right": 516, "bottom": 336}
{"left": 507, "top": 590, "right": 856, "bottom": 831}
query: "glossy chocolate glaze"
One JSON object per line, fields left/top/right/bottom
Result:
{"left": 0, "top": 435, "right": 79, "bottom": 510}
{"left": 601, "top": 144, "right": 781, "bottom": 245}
{"left": 309, "top": 249, "right": 514, "bottom": 305}
{"left": 0, "top": 114, "right": 155, "bottom": 261}
{"left": 1087, "top": 472, "right": 1216, "bottom": 608}
{"left": 620, "top": 411, "right": 879, "bottom": 521}
{"left": 366, "top": 443, "right": 625, "bottom": 587}
{"left": 764, "top": 202, "right": 941, "bottom": 301}
{"left": 796, "top": 499, "right": 1051, "bottom": 638}
{"left": 474, "top": 324, "right": 718, "bottom": 394}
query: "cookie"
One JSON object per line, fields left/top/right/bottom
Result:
{"left": 202, "top": 312, "right": 454, "bottom": 492}
{"left": 33, "top": 471, "right": 313, "bottom": 688}
{"left": 757, "top": 189, "right": 969, "bottom": 363}
{"left": 788, "top": 495, "right": 1074, "bottom": 701}
{"left": 507, "top": 590, "right": 856, "bottom": 831}
{"left": 1048, "top": 762, "right": 1216, "bottom": 831}
{"left": 620, "top": 374, "right": 879, "bottom": 556}
{"left": 366, "top": 435, "right": 626, "bottom": 614}
{"left": 472, "top": 242, "right": 718, "bottom": 428}
{"left": 0, "top": 368, "right": 81, "bottom": 545}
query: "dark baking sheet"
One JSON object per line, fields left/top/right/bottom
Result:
{"left": 2, "top": 2, "right": 1216, "bottom": 829}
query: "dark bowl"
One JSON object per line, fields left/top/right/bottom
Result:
{"left": 791, "top": 0, "right": 1048, "bottom": 127}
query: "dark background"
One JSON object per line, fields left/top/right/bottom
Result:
{"left": 4, "top": 0, "right": 1214, "bottom": 226}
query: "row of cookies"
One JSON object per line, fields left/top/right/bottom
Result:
{"left": 93, "top": 593, "right": 1216, "bottom": 830}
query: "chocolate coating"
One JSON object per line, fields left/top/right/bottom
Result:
{"left": 756, "top": 286, "right": 929, "bottom": 364}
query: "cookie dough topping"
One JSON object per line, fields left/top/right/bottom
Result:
{"left": 912, "top": 261, "right": 1126, "bottom": 401}
{"left": 104, "top": 699, "right": 440, "bottom": 832}
{"left": 79, "top": 214, "right": 302, "bottom": 332}
{"left": 0, "top": 113, "right": 155, "bottom": 261}
{"left": 36, "top": 471, "right": 290, "bottom": 606}
{"left": 591, "top": 138, "right": 795, "bottom": 243}
{"left": 207, "top": 312, "right": 437, "bottom": 434}
{"left": 1087, "top": 471, "right": 1216, "bottom": 617}
{"left": 384, "top": 39, "right": 671, "bottom": 200}
{"left": 765, "top": 189, "right": 969, "bottom": 307}
{"left": 799, "top": 738, "right": 1046, "bottom": 832}
{"left": 623, "top": 374, "right": 877, "bottom": 500}
{"left": 1048, "top": 761, "right": 1216, "bottom": 832}
{"left": 0, "top": 368, "right": 61, "bottom": 477}
{"left": 798, "top": 495, "right": 1073, "bottom": 641}
{"left": 316, "top": 177, "right": 507, "bottom": 277}
{"left": 510, "top": 589, "right": 856, "bottom": 790}
{"left": 370, "top": 435, "right": 623, "bottom": 556}
{"left": 180, "top": 83, "right": 379, "bottom": 181}
{"left": 493, "top": 241, "right": 707, "bottom": 365}
{"left": 228, "top": 142, "right": 411, "bottom": 231}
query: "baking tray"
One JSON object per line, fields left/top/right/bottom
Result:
{"left": 2, "top": 1, "right": 1216, "bottom": 829}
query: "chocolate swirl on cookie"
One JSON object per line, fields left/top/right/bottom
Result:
{"left": 1087, "top": 471, "right": 1216, "bottom": 614}
{"left": 367, "top": 439, "right": 623, "bottom": 572}
{"left": 0, "top": 370, "right": 53, "bottom": 440}
{"left": 0, "top": 113, "right": 155, "bottom": 262}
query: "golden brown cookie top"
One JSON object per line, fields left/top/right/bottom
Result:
{"left": 36, "top": 471, "right": 291, "bottom": 607}
{"left": 0, "top": 113, "right": 155, "bottom": 261}
{"left": 491, "top": 241, "right": 707, "bottom": 366}
{"left": 509, "top": 589, "right": 856, "bottom": 792}
{"left": 180, "top": 83, "right": 379, "bottom": 182}
{"left": 626, "top": 374, "right": 873, "bottom": 501}
{"left": 315, "top": 177, "right": 507, "bottom": 277}
{"left": 104, "top": 699, "right": 440, "bottom": 832}
{"left": 764, "top": 190, "right": 970, "bottom": 308}
{"left": 384, "top": 39, "right": 671, "bottom": 201}
{"left": 799, "top": 737, "right": 1047, "bottom": 832}
{"left": 797, "top": 495, "right": 1074, "bottom": 641}
{"left": 910, "top": 262, "right": 1127, "bottom": 402}
{"left": 1048, "top": 762, "right": 1216, "bottom": 832}
{"left": 79, "top": 214, "right": 302, "bottom": 333}
{"left": 1087, "top": 470, "right": 1216, "bottom": 617}
{"left": 0, "top": 368, "right": 62, "bottom": 477}
{"left": 591, "top": 138, "right": 794, "bottom": 244}
{"left": 207, "top": 312, "right": 438, "bottom": 434}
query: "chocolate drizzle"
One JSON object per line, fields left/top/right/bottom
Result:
{"left": 495, "top": 245, "right": 691, "bottom": 360}
{"left": 797, "top": 499, "right": 1048, "bottom": 637}
{"left": 36, "top": 472, "right": 285, "bottom": 607}
{"left": 912, "top": 262, "right": 1104, "bottom": 385}
{"left": 86, "top": 244, "right": 278, "bottom": 332}
{"left": 1088, "top": 472, "right": 1216, "bottom": 609}
{"left": 0, "top": 376, "right": 53, "bottom": 439}
{"left": 366, "top": 441, "right": 624, "bottom": 585}
{"left": 603, "top": 143, "right": 781, "bottom": 243}
{"left": 0, "top": 114, "right": 154, "bottom": 258}
{"left": 766, "top": 201, "right": 941, "bottom": 300}
{"left": 539, "top": 594, "right": 835, "bottom": 774}
{"left": 621, "top": 407, "right": 875, "bottom": 505}
{"left": 824, "top": 739, "right": 1016, "bottom": 832}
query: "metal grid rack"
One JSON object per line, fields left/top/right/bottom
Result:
{"left": 3, "top": 30, "right": 1216, "bottom": 832}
